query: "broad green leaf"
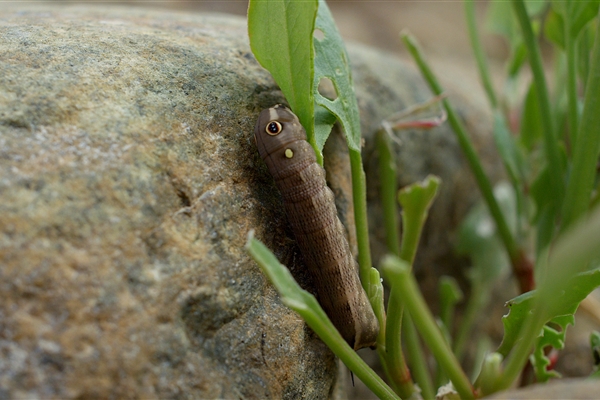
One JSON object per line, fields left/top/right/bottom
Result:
{"left": 248, "top": 0, "right": 318, "bottom": 153}
{"left": 497, "top": 268, "right": 600, "bottom": 357}
{"left": 314, "top": 103, "right": 337, "bottom": 153}
{"left": 313, "top": 0, "right": 361, "bottom": 152}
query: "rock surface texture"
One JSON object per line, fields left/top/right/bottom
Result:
{"left": 0, "top": 5, "right": 497, "bottom": 399}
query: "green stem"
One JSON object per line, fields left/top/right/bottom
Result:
{"left": 512, "top": 0, "right": 565, "bottom": 213}
{"left": 385, "top": 290, "right": 415, "bottom": 399}
{"left": 247, "top": 236, "right": 400, "bottom": 400}
{"left": 349, "top": 148, "right": 374, "bottom": 293}
{"left": 383, "top": 256, "right": 474, "bottom": 400}
{"left": 498, "top": 309, "right": 545, "bottom": 391}
{"left": 377, "top": 129, "right": 416, "bottom": 397}
{"left": 403, "top": 313, "right": 435, "bottom": 400}
{"left": 465, "top": 0, "right": 498, "bottom": 109}
{"left": 401, "top": 32, "right": 519, "bottom": 262}
{"left": 562, "top": 7, "right": 600, "bottom": 230}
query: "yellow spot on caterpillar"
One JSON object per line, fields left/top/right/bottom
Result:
{"left": 285, "top": 148, "right": 294, "bottom": 159}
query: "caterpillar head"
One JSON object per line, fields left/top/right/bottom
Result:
{"left": 255, "top": 105, "right": 314, "bottom": 180}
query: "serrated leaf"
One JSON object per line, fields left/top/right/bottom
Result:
{"left": 313, "top": 0, "right": 361, "bottom": 152}
{"left": 530, "top": 313, "right": 575, "bottom": 381}
{"left": 497, "top": 268, "right": 600, "bottom": 357}
{"left": 248, "top": 0, "right": 318, "bottom": 152}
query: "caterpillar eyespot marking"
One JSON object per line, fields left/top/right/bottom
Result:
{"left": 266, "top": 121, "right": 282, "bottom": 135}
{"left": 254, "top": 104, "right": 379, "bottom": 351}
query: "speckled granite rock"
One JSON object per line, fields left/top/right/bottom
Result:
{"left": 0, "top": 5, "right": 499, "bottom": 399}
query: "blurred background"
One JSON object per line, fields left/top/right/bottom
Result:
{"left": 38, "top": 0, "right": 509, "bottom": 86}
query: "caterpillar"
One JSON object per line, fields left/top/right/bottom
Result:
{"left": 255, "top": 104, "right": 379, "bottom": 350}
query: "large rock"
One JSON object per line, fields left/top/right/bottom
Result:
{"left": 0, "top": 5, "right": 497, "bottom": 398}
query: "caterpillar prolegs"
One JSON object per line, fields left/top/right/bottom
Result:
{"left": 255, "top": 105, "right": 379, "bottom": 351}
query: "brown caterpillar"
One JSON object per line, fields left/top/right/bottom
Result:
{"left": 255, "top": 104, "right": 379, "bottom": 350}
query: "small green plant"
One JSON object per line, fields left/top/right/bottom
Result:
{"left": 246, "top": 0, "right": 600, "bottom": 398}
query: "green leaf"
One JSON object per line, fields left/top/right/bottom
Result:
{"left": 507, "top": 42, "right": 528, "bottom": 77}
{"left": 368, "top": 267, "right": 386, "bottom": 346}
{"left": 561, "top": 10, "right": 600, "bottom": 230}
{"left": 382, "top": 255, "right": 475, "bottom": 400}
{"left": 519, "top": 82, "right": 543, "bottom": 151}
{"left": 486, "top": 0, "right": 519, "bottom": 42}
{"left": 493, "top": 111, "right": 526, "bottom": 184}
{"left": 524, "top": 0, "right": 548, "bottom": 17}
{"left": 245, "top": 232, "right": 400, "bottom": 400}
{"left": 531, "top": 315, "right": 573, "bottom": 381}
{"left": 485, "top": 0, "right": 525, "bottom": 76}
{"left": 546, "top": 1, "right": 599, "bottom": 47}
{"left": 438, "top": 276, "right": 463, "bottom": 343}
{"left": 578, "top": 24, "right": 594, "bottom": 86}
{"left": 313, "top": 0, "right": 361, "bottom": 152}
{"left": 569, "top": 0, "right": 599, "bottom": 38}
{"left": 398, "top": 175, "right": 441, "bottom": 266}
{"left": 314, "top": 104, "right": 337, "bottom": 153}
{"left": 474, "top": 352, "right": 504, "bottom": 396}
{"left": 497, "top": 268, "right": 600, "bottom": 357}
{"left": 544, "top": 7, "right": 565, "bottom": 48}
{"left": 248, "top": 0, "right": 318, "bottom": 153}
{"left": 591, "top": 331, "right": 600, "bottom": 375}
